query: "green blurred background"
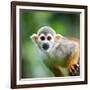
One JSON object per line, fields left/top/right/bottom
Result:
{"left": 20, "top": 9, "right": 80, "bottom": 78}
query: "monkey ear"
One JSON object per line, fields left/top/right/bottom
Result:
{"left": 30, "top": 34, "right": 38, "bottom": 43}
{"left": 54, "top": 34, "right": 62, "bottom": 43}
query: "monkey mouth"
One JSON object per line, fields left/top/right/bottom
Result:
{"left": 42, "top": 43, "right": 49, "bottom": 50}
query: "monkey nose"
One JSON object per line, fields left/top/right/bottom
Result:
{"left": 43, "top": 43, "right": 49, "bottom": 50}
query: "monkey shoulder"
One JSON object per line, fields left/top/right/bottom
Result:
{"left": 51, "top": 37, "right": 78, "bottom": 60}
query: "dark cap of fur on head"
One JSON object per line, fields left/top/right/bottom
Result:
{"left": 37, "top": 26, "right": 56, "bottom": 36}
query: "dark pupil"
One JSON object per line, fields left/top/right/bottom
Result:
{"left": 47, "top": 36, "right": 51, "bottom": 40}
{"left": 40, "top": 36, "right": 45, "bottom": 40}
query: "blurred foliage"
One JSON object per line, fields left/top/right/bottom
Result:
{"left": 20, "top": 10, "right": 80, "bottom": 78}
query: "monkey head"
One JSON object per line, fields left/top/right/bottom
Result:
{"left": 31, "top": 26, "right": 62, "bottom": 52}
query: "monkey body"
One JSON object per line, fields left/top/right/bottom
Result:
{"left": 40, "top": 36, "right": 79, "bottom": 76}
{"left": 31, "top": 26, "right": 80, "bottom": 76}
{"left": 47, "top": 37, "right": 76, "bottom": 60}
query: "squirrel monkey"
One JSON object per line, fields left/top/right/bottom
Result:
{"left": 31, "top": 26, "right": 80, "bottom": 76}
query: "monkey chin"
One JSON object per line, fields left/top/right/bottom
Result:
{"left": 42, "top": 48, "right": 52, "bottom": 54}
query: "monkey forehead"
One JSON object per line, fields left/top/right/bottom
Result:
{"left": 37, "top": 26, "right": 56, "bottom": 36}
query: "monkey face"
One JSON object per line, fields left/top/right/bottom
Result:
{"left": 38, "top": 33, "right": 54, "bottom": 52}
{"left": 31, "top": 26, "right": 62, "bottom": 53}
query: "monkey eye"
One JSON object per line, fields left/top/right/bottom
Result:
{"left": 47, "top": 36, "right": 52, "bottom": 41}
{"left": 40, "top": 36, "right": 45, "bottom": 41}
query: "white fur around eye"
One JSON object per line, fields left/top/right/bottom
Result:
{"left": 47, "top": 33, "right": 53, "bottom": 40}
{"left": 39, "top": 34, "right": 45, "bottom": 41}
{"left": 47, "top": 33, "right": 52, "bottom": 37}
{"left": 40, "top": 33, "right": 45, "bottom": 37}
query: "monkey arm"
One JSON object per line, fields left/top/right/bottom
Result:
{"left": 67, "top": 43, "right": 80, "bottom": 76}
